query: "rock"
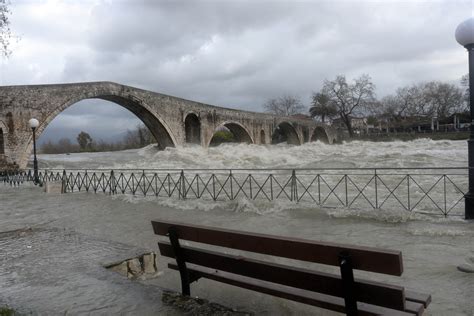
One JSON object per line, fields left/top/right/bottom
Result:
{"left": 142, "top": 253, "right": 156, "bottom": 274}
{"left": 457, "top": 264, "right": 474, "bottom": 273}
{"left": 44, "top": 181, "right": 65, "bottom": 194}
{"left": 108, "top": 261, "right": 128, "bottom": 276}
{"left": 127, "top": 258, "right": 142, "bottom": 276}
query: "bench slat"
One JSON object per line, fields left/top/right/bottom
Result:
{"left": 152, "top": 220, "right": 403, "bottom": 276}
{"left": 405, "top": 290, "right": 432, "bottom": 308}
{"left": 169, "top": 264, "right": 415, "bottom": 316}
{"left": 159, "top": 241, "right": 406, "bottom": 311}
{"left": 404, "top": 301, "right": 425, "bottom": 316}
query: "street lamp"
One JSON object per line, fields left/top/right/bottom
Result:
{"left": 455, "top": 17, "right": 474, "bottom": 219}
{"left": 28, "top": 118, "right": 40, "bottom": 185}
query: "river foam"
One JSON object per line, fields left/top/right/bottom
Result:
{"left": 37, "top": 138, "right": 467, "bottom": 170}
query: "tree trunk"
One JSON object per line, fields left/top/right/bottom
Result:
{"left": 342, "top": 114, "right": 353, "bottom": 137}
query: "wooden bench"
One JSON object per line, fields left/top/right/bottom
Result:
{"left": 152, "top": 220, "right": 431, "bottom": 315}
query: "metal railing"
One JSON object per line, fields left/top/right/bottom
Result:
{"left": 1, "top": 167, "right": 467, "bottom": 218}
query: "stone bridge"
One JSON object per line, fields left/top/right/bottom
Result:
{"left": 0, "top": 82, "right": 339, "bottom": 169}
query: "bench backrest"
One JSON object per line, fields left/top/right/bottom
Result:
{"left": 152, "top": 220, "right": 403, "bottom": 275}
{"left": 152, "top": 220, "right": 406, "bottom": 311}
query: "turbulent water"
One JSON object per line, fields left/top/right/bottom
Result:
{"left": 36, "top": 139, "right": 469, "bottom": 218}
{"left": 2, "top": 138, "right": 471, "bottom": 315}
{"left": 37, "top": 138, "right": 468, "bottom": 170}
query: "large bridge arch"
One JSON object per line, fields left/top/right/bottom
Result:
{"left": 207, "top": 121, "right": 254, "bottom": 146}
{"left": 272, "top": 122, "right": 300, "bottom": 145}
{"left": 20, "top": 91, "right": 177, "bottom": 168}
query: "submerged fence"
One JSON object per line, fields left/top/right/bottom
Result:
{"left": 1, "top": 167, "right": 467, "bottom": 217}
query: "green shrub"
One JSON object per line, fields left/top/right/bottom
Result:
{"left": 210, "top": 131, "right": 235, "bottom": 146}
{"left": 0, "top": 307, "right": 15, "bottom": 316}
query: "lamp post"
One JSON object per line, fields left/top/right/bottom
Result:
{"left": 455, "top": 17, "right": 474, "bottom": 219}
{"left": 28, "top": 118, "right": 40, "bottom": 185}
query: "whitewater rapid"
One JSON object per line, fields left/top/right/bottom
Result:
{"left": 36, "top": 138, "right": 467, "bottom": 170}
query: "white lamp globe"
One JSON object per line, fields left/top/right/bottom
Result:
{"left": 455, "top": 17, "right": 474, "bottom": 47}
{"left": 28, "top": 118, "right": 39, "bottom": 129}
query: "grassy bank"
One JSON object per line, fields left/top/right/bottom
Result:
{"left": 351, "top": 131, "right": 469, "bottom": 142}
{"left": 0, "top": 307, "right": 16, "bottom": 316}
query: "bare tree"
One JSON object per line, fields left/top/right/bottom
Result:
{"left": 124, "top": 123, "right": 155, "bottom": 148}
{"left": 41, "top": 138, "right": 79, "bottom": 154}
{"left": 309, "top": 92, "right": 338, "bottom": 123}
{"left": 1, "top": 0, "right": 12, "bottom": 58}
{"left": 372, "top": 81, "right": 464, "bottom": 132}
{"left": 40, "top": 125, "right": 157, "bottom": 154}
{"left": 323, "top": 74, "right": 376, "bottom": 137}
{"left": 461, "top": 74, "right": 469, "bottom": 104}
{"left": 57, "top": 138, "right": 76, "bottom": 153}
{"left": 421, "top": 81, "right": 464, "bottom": 118}
{"left": 376, "top": 85, "right": 424, "bottom": 121}
{"left": 263, "top": 95, "right": 305, "bottom": 116}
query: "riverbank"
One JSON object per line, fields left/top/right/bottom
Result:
{"left": 1, "top": 184, "right": 473, "bottom": 315}
{"left": 350, "top": 131, "right": 469, "bottom": 142}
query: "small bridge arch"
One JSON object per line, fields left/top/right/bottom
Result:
{"left": 208, "top": 121, "right": 254, "bottom": 146}
{"left": 260, "top": 130, "right": 266, "bottom": 144}
{"left": 0, "top": 127, "right": 4, "bottom": 156}
{"left": 310, "top": 126, "right": 329, "bottom": 143}
{"left": 272, "top": 122, "right": 300, "bottom": 145}
{"left": 184, "top": 112, "right": 201, "bottom": 145}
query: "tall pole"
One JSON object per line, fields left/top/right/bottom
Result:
{"left": 455, "top": 17, "right": 474, "bottom": 219}
{"left": 465, "top": 44, "right": 474, "bottom": 219}
{"left": 32, "top": 126, "right": 39, "bottom": 185}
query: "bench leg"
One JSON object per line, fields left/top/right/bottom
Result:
{"left": 168, "top": 227, "right": 191, "bottom": 296}
{"left": 339, "top": 252, "right": 358, "bottom": 316}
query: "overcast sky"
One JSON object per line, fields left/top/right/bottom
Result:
{"left": 1, "top": 0, "right": 472, "bottom": 142}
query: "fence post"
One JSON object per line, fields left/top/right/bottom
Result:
{"left": 249, "top": 174, "right": 253, "bottom": 200}
{"left": 167, "top": 173, "right": 171, "bottom": 197}
{"left": 110, "top": 170, "right": 115, "bottom": 195}
{"left": 291, "top": 169, "right": 297, "bottom": 202}
{"left": 229, "top": 170, "right": 234, "bottom": 200}
{"left": 443, "top": 175, "right": 447, "bottom": 217}
{"left": 374, "top": 169, "right": 378, "bottom": 209}
{"left": 212, "top": 173, "right": 216, "bottom": 201}
{"left": 62, "top": 170, "right": 68, "bottom": 192}
{"left": 317, "top": 174, "right": 321, "bottom": 205}
{"left": 270, "top": 174, "right": 274, "bottom": 200}
{"left": 345, "top": 174, "right": 348, "bottom": 206}
{"left": 180, "top": 170, "right": 186, "bottom": 200}
{"left": 141, "top": 170, "right": 146, "bottom": 196}
{"left": 407, "top": 175, "right": 410, "bottom": 211}
{"left": 196, "top": 174, "right": 200, "bottom": 198}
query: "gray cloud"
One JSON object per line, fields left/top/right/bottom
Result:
{"left": 2, "top": 0, "right": 471, "bottom": 141}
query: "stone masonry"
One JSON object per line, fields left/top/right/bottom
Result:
{"left": 0, "top": 82, "right": 339, "bottom": 169}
